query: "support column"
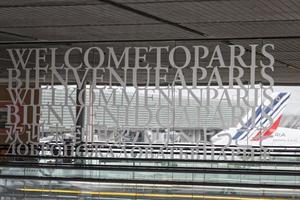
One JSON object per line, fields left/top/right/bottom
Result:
{"left": 75, "top": 82, "right": 86, "bottom": 163}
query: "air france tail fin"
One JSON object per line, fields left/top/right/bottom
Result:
{"left": 232, "top": 92, "right": 291, "bottom": 141}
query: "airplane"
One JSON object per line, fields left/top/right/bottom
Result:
{"left": 210, "top": 92, "right": 300, "bottom": 147}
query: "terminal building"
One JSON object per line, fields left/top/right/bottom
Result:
{"left": 0, "top": 0, "right": 300, "bottom": 199}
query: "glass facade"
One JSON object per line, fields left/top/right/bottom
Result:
{"left": 0, "top": 1, "right": 300, "bottom": 199}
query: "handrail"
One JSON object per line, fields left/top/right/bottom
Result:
{"left": 0, "top": 162, "right": 299, "bottom": 176}
{"left": 1, "top": 154, "right": 300, "bottom": 165}
{"left": 1, "top": 175, "right": 300, "bottom": 190}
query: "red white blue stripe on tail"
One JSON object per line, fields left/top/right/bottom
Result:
{"left": 232, "top": 92, "right": 291, "bottom": 141}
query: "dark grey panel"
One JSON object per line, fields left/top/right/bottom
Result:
{"left": 0, "top": 24, "right": 200, "bottom": 41}
{"left": 128, "top": 0, "right": 300, "bottom": 23}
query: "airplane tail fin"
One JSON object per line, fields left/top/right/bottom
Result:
{"left": 232, "top": 92, "right": 291, "bottom": 141}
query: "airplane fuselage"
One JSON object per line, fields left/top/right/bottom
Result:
{"left": 211, "top": 127, "right": 300, "bottom": 147}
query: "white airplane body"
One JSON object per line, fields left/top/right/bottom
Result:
{"left": 211, "top": 92, "right": 300, "bottom": 147}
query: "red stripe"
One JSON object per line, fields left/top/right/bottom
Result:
{"left": 252, "top": 115, "right": 282, "bottom": 141}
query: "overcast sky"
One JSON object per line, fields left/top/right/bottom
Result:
{"left": 274, "top": 86, "right": 300, "bottom": 115}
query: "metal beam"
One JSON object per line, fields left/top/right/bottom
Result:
{"left": 0, "top": 35, "right": 300, "bottom": 45}
{"left": 98, "top": 0, "right": 208, "bottom": 37}
{"left": 0, "top": 30, "right": 39, "bottom": 41}
{"left": 0, "top": 0, "right": 242, "bottom": 8}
